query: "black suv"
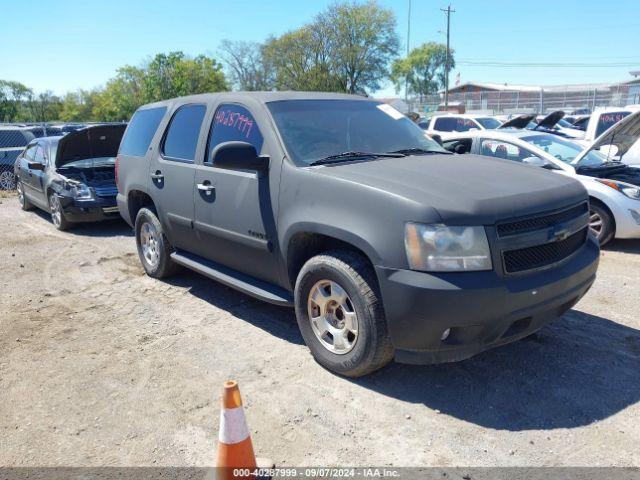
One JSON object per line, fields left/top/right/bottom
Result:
{"left": 116, "top": 92, "right": 599, "bottom": 376}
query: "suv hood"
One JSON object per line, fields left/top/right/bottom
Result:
{"left": 499, "top": 114, "right": 536, "bottom": 129}
{"left": 313, "top": 154, "right": 587, "bottom": 225}
{"left": 56, "top": 124, "right": 126, "bottom": 168}
{"left": 573, "top": 110, "right": 640, "bottom": 164}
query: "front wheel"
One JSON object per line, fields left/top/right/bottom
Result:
{"left": 294, "top": 250, "right": 394, "bottom": 377}
{"left": 134, "top": 207, "right": 180, "bottom": 279}
{"left": 48, "top": 193, "right": 72, "bottom": 231}
{"left": 589, "top": 203, "right": 614, "bottom": 246}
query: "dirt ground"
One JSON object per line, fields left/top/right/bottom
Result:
{"left": 1, "top": 194, "right": 639, "bottom": 468}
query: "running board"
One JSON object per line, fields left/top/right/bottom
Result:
{"left": 170, "top": 251, "right": 294, "bottom": 307}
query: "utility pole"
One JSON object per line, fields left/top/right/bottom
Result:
{"left": 441, "top": 5, "right": 455, "bottom": 109}
{"left": 405, "top": 0, "right": 411, "bottom": 103}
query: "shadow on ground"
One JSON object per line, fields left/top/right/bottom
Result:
{"left": 168, "top": 269, "right": 640, "bottom": 432}
{"left": 355, "top": 310, "right": 640, "bottom": 431}
{"left": 604, "top": 238, "right": 640, "bottom": 254}
{"left": 31, "top": 209, "right": 132, "bottom": 237}
{"left": 165, "top": 269, "right": 304, "bottom": 346}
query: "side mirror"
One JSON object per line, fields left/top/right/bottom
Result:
{"left": 28, "top": 161, "right": 45, "bottom": 171}
{"left": 522, "top": 156, "right": 555, "bottom": 169}
{"left": 211, "top": 141, "right": 269, "bottom": 171}
{"left": 430, "top": 134, "right": 443, "bottom": 146}
{"left": 454, "top": 144, "right": 467, "bottom": 154}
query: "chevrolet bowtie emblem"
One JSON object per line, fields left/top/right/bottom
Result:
{"left": 549, "top": 226, "right": 571, "bottom": 242}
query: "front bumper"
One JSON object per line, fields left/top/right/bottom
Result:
{"left": 608, "top": 195, "right": 640, "bottom": 239}
{"left": 376, "top": 235, "right": 600, "bottom": 365}
{"left": 59, "top": 195, "right": 121, "bottom": 223}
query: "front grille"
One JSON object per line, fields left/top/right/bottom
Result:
{"left": 94, "top": 185, "right": 118, "bottom": 197}
{"left": 503, "top": 228, "right": 587, "bottom": 274}
{"left": 497, "top": 203, "right": 589, "bottom": 237}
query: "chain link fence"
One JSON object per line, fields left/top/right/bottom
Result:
{"left": 0, "top": 128, "right": 32, "bottom": 191}
{"left": 411, "top": 82, "right": 640, "bottom": 115}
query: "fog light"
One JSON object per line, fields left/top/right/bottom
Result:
{"left": 630, "top": 209, "right": 640, "bottom": 226}
{"left": 441, "top": 328, "right": 451, "bottom": 341}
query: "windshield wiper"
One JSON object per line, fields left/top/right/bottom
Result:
{"left": 308, "top": 151, "right": 405, "bottom": 166}
{"left": 388, "top": 148, "right": 448, "bottom": 155}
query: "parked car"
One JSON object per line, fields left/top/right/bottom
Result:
{"left": 116, "top": 92, "right": 599, "bottom": 377}
{"left": 423, "top": 113, "right": 503, "bottom": 138}
{"left": 25, "top": 125, "right": 64, "bottom": 138}
{"left": 0, "top": 126, "right": 36, "bottom": 190}
{"left": 14, "top": 124, "right": 126, "bottom": 230}
{"left": 443, "top": 110, "right": 640, "bottom": 245}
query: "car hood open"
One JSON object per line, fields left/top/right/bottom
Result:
{"left": 314, "top": 154, "right": 587, "bottom": 225}
{"left": 573, "top": 110, "right": 640, "bottom": 164}
{"left": 56, "top": 124, "right": 126, "bottom": 168}
{"left": 499, "top": 114, "right": 536, "bottom": 129}
{"left": 534, "top": 110, "right": 565, "bottom": 130}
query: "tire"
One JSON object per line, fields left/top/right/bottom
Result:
{"left": 16, "top": 180, "right": 34, "bottom": 211}
{"left": 294, "top": 250, "right": 394, "bottom": 377}
{"left": 589, "top": 202, "right": 615, "bottom": 246}
{"left": 135, "top": 207, "right": 181, "bottom": 279}
{"left": 48, "top": 192, "right": 72, "bottom": 231}
{"left": 0, "top": 170, "right": 16, "bottom": 190}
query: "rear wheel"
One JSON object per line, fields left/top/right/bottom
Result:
{"left": 135, "top": 207, "right": 180, "bottom": 278}
{"left": 16, "top": 180, "right": 34, "bottom": 211}
{"left": 48, "top": 193, "right": 72, "bottom": 231}
{"left": 589, "top": 202, "right": 614, "bottom": 246}
{"left": 294, "top": 250, "right": 394, "bottom": 377}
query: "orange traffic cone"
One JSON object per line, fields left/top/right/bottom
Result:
{"left": 216, "top": 380, "right": 257, "bottom": 479}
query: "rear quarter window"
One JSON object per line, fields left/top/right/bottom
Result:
{"left": 119, "top": 107, "right": 167, "bottom": 157}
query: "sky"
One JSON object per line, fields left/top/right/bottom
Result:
{"left": 2, "top": 0, "right": 639, "bottom": 97}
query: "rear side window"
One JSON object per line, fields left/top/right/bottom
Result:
{"left": 207, "top": 104, "right": 264, "bottom": 160}
{"left": 162, "top": 104, "right": 207, "bottom": 162}
{"left": 119, "top": 107, "right": 167, "bottom": 157}
{"left": 0, "top": 130, "right": 29, "bottom": 148}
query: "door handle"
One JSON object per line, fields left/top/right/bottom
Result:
{"left": 150, "top": 171, "right": 164, "bottom": 181}
{"left": 197, "top": 183, "right": 215, "bottom": 195}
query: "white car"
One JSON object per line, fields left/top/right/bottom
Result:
{"left": 422, "top": 114, "right": 503, "bottom": 139}
{"left": 443, "top": 111, "right": 640, "bottom": 245}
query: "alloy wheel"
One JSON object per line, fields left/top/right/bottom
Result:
{"left": 307, "top": 279, "right": 359, "bottom": 354}
{"left": 140, "top": 221, "right": 160, "bottom": 268}
{"left": 589, "top": 210, "right": 603, "bottom": 239}
{"left": 0, "top": 171, "right": 16, "bottom": 190}
{"left": 49, "top": 195, "right": 63, "bottom": 228}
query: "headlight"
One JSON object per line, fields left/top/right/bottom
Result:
{"left": 70, "top": 183, "right": 94, "bottom": 200}
{"left": 404, "top": 223, "right": 492, "bottom": 272}
{"left": 596, "top": 179, "right": 640, "bottom": 200}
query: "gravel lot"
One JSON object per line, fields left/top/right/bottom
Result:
{"left": 1, "top": 194, "right": 639, "bottom": 468}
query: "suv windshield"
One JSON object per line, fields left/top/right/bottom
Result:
{"left": 476, "top": 117, "right": 502, "bottom": 129}
{"left": 266, "top": 100, "right": 446, "bottom": 165}
{"left": 522, "top": 134, "right": 609, "bottom": 167}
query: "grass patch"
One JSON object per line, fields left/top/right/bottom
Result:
{"left": 0, "top": 190, "right": 17, "bottom": 199}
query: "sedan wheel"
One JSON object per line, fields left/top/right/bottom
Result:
{"left": 307, "top": 279, "right": 359, "bottom": 354}
{"left": 0, "top": 171, "right": 16, "bottom": 190}
{"left": 589, "top": 211, "right": 603, "bottom": 238}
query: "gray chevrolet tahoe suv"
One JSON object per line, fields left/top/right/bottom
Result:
{"left": 116, "top": 92, "right": 599, "bottom": 377}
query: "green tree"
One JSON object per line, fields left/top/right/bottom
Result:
{"left": 263, "top": 29, "right": 342, "bottom": 91}
{"left": 142, "top": 52, "right": 228, "bottom": 102}
{"left": 317, "top": 1, "right": 400, "bottom": 94}
{"left": 391, "top": 42, "right": 455, "bottom": 100}
{"left": 0, "top": 80, "right": 32, "bottom": 122}
{"left": 59, "top": 90, "right": 100, "bottom": 122}
{"left": 93, "top": 66, "right": 145, "bottom": 121}
{"left": 219, "top": 40, "right": 274, "bottom": 91}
